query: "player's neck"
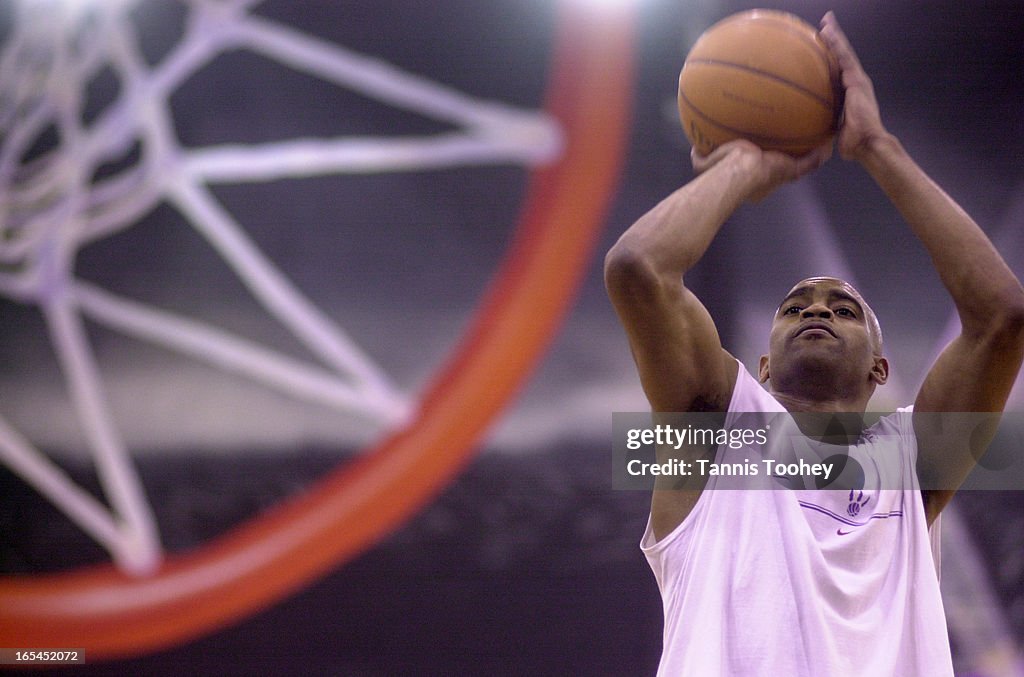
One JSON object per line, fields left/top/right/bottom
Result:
{"left": 769, "top": 388, "right": 870, "bottom": 415}
{"left": 765, "top": 363, "right": 873, "bottom": 414}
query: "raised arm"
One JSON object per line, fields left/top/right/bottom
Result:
{"left": 605, "top": 139, "right": 828, "bottom": 537}
{"left": 820, "top": 12, "right": 1024, "bottom": 521}
{"left": 604, "top": 143, "right": 828, "bottom": 414}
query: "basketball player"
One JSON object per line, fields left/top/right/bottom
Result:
{"left": 604, "top": 12, "right": 1024, "bottom": 675}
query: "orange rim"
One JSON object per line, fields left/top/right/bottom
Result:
{"left": 0, "top": 0, "right": 634, "bottom": 658}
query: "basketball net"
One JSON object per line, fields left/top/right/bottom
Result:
{"left": 0, "top": 0, "right": 634, "bottom": 658}
{"left": 0, "top": 0, "right": 560, "bottom": 574}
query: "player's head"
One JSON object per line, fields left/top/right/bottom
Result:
{"left": 777, "top": 276, "right": 883, "bottom": 353}
{"left": 758, "top": 277, "right": 887, "bottom": 406}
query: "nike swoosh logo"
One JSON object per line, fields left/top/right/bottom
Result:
{"left": 836, "top": 528, "right": 856, "bottom": 536}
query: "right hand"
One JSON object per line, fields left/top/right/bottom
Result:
{"left": 691, "top": 139, "right": 832, "bottom": 202}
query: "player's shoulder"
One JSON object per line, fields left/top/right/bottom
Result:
{"left": 725, "top": 359, "right": 784, "bottom": 414}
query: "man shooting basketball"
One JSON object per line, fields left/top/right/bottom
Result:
{"left": 604, "top": 12, "right": 1024, "bottom": 675}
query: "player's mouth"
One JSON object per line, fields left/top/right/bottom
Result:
{"left": 795, "top": 321, "right": 836, "bottom": 338}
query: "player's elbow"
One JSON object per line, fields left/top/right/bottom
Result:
{"left": 604, "top": 243, "right": 670, "bottom": 303}
{"left": 1001, "top": 287, "right": 1024, "bottom": 343}
{"left": 983, "top": 284, "right": 1024, "bottom": 349}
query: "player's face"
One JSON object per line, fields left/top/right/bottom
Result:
{"left": 764, "top": 277, "right": 881, "bottom": 386}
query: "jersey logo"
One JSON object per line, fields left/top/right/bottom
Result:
{"left": 847, "top": 489, "right": 869, "bottom": 516}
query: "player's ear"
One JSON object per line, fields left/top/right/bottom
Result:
{"left": 870, "top": 355, "right": 889, "bottom": 386}
{"left": 758, "top": 355, "right": 770, "bottom": 383}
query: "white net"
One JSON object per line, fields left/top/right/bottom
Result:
{"left": 0, "top": 0, "right": 561, "bottom": 574}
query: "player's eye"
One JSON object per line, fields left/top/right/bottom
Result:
{"left": 783, "top": 305, "right": 802, "bottom": 315}
{"left": 835, "top": 307, "right": 856, "bottom": 317}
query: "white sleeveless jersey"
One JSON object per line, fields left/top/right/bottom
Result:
{"left": 641, "top": 363, "right": 953, "bottom": 676}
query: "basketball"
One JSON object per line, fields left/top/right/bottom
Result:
{"left": 678, "top": 9, "right": 841, "bottom": 156}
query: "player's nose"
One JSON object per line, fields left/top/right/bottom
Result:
{"left": 801, "top": 302, "right": 832, "bottom": 319}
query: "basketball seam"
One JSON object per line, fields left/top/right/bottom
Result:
{"left": 744, "top": 14, "right": 831, "bottom": 66}
{"left": 682, "top": 59, "right": 833, "bottom": 110}
{"left": 714, "top": 12, "right": 833, "bottom": 76}
{"left": 679, "top": 89, "right": 832, "bottom": 146}
{"left": 751, "top": 17, "right": 840, "bottom": 117}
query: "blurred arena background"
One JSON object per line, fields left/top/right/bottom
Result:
{"left": 0, "top": 0, "right": 1022, "bottom": 674}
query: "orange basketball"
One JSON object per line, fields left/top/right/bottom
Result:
{"left": 678, "top": 9, "right": 841, "bottom": 156}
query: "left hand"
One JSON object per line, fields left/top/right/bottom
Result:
{"left": 818, "top": 11, "right": 890, "bottom": 162}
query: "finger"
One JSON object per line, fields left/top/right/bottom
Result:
{"left": 691, "top": 141, "right": 744, "bottom": 173}
{"left": 690, "top": 147, "right": 709, "bottom": 173}
{"left": 794, "top": 142, "right": 833, "bottom": 176}
{"left": 764, "top": 148, "right": 821, "bottom": 182}
{"left": 819, "top": 12, "right": 865, "bottom": 73}
{"left": 819, "top": 13, "right": 876, "bottom": 97}
{"left": 691, "top": 147, "right": 721, "bottom": 175}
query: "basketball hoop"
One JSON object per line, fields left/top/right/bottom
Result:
{"left": 0, "top": 0, "right": 634, "bottom": 657}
